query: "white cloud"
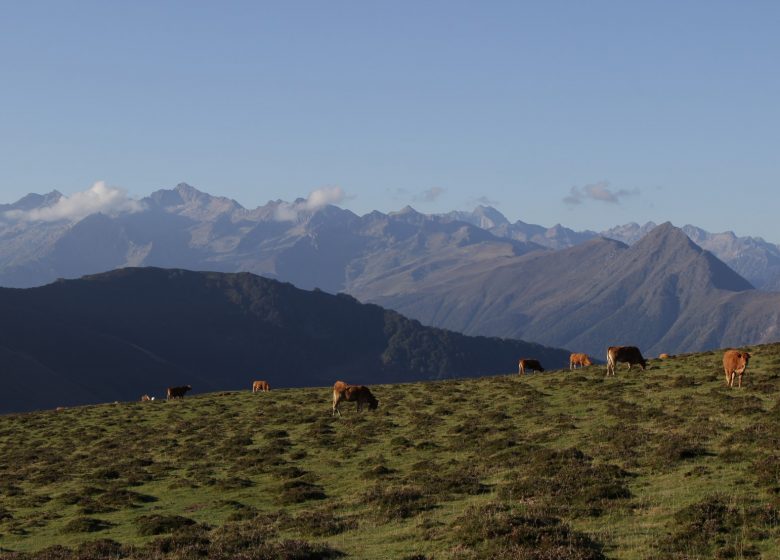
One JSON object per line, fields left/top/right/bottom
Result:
{"left": 4, "top": 181, "right": 145, "bottom": 222}
{"left": 563, "top": 181, "right": 640, "bottom": 206}
{"left": 417, "top": 186, "right": 445, "bottom": 203}
{"left": 274, "top": 186, "right": 347, "bottom": 221}
{"left": 472, "top": 195, "right": 500, "bottom": 206}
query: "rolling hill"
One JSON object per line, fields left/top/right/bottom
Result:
{"left": 0, "top": 267, "right": 569, "bottom": 413}
{"left": 1, "top": 343, "right": 780, "bottom": 558}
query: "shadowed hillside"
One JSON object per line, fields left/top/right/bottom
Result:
{"left": 0, "top": 268, "right": 569, "bottom": 413}
{"left": 2, "top": 343, "right": 780, "bottom": 558}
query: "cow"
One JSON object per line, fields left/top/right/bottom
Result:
{"left": 332, "top": 380, "right": 379, "bottom": 417}
{"left": 606, "top": 346, "right": 647, "bottom": 376}
{"left": 518, "top": 359, "right": 544, "bottom": 375}
{"left": 166, "top": 385, "right": 192, "bottom": 400}
{"left": 252, "top": 380, "right": 270, "bottom": 393}
{"left": 723, "top": 349, "right": 750, "bottom": 388}
{"left": 140, "top": 394, "right": 152, "bottom": 402}
{"left": 658, "top": 353, "right": 671, "bottom": 360}
{"left": 569, "top": 353, "right": 593, "bottom": 370}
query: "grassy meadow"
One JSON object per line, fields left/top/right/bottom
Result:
{"left": 2, "top": 344, "right": 780, "bottom": 559}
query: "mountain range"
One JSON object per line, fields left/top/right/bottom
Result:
{"left": 1, "top": 183, "right": 779, "bottom": 361}
{"left": 363, "top": 223, "right": 780, "bottom": 358}
{"left": 3, "top": 183, "right": 780, "bottom": 291}
{"left": 0, "top": 267, "right": 569, "bottom": 413}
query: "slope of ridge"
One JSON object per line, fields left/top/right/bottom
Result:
{"left": 2, "top": 343, "right": 780, "bottom": 558}
{"left": 0, "top": 267, "right": 569, "bottom": 413}
{"left": 362, "top": 223, "right": 778, "bottom": 357}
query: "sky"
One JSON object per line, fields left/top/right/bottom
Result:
{"left": 1, "top": 1, "right": 779, "bottom": 239}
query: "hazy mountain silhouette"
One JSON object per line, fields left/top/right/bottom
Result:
{"left": 2, "top": 183, "right": 780, "bottom": 290}
{"left": 0, "top": 267, "right": 570, "bottom": 413}
{"left": 362, "top": 223, "right": 777, "bottom": 358}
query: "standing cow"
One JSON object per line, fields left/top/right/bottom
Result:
{"left": 606, "top": 346, "right": 647, "bottom": 376}
{"left": 569, "top": 353, "right": 593, "bottom": 370}
{"left": 166, "top": 385, "right": 192, "bottom": 400}
{"left": 723, "top": 349, "right": 750, "bottom": 388}
{"left": 252, "top": 380, "right": 270, "bottom": 393}
{"left": 518, "top": 359, "right": 545, "bottom": 375}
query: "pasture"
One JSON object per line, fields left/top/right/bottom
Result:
{"left": 2, "top": 344, "right": 780, "bottom": 559}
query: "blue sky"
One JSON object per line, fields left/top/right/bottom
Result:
{"left": 1, "top": 1, "right": 778, "bottom": 238}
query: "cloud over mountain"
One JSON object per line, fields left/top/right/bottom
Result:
{"left": 274, "top": 186, "right": 346, "bottom": 221}
{"left": 3, "top": 181, "right": 144, "bottom": 223}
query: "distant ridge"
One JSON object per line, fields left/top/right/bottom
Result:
{"left": 362, "top": 223, "right": 779, "bottom": 357}
{"left": 3, "top": 183, "right": 780, "bottom": 291}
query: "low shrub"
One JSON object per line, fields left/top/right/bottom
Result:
{"left": 60, "top": 516, "right": 113, "bottom": 533}
{"left": 452, "top": 502, "right": 605, "bottom": 560}
{"left": 135, "top": 514, "right": 196, "bottom": 536}
{"left": 363, "top": 484, "right": 433, "bottom": 520}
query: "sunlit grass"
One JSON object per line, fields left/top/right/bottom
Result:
{"left": 2, "top": 343, "right": 780, "bottom": 558}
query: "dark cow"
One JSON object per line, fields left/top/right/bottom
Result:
{"left": 166, "top": 385, "right": 192, "bottom": 400}
{"left": 723, "top": 349, "right": 750, "bottom": 388}
{"left": 332, "top": 380, "right": 378, "bottom": 417}
{"left": 606, "top": 346, "right": 647, "bottom": 376}
{"left": 518, "top": 359, "right": 545, "bottom": 375}
{"left": 569, "top": 353, "right": 593, "bottom": 370}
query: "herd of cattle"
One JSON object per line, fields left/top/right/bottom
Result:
{"left": 134, "top": 346, "right": 752, "bottom": 414}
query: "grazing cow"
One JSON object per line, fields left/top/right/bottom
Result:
{"left": 252, "top": 380, "right": 270, "bottom": 393}
{"left": 518, "top": 359, "right": 545, "bottom": 375}
{"left": 659, "top": 353, "right": 671, "bottom": 360}
{"left": 166, "top": 385, "right": 192, "bottom": 400}
{"left": 723, "top": 350, "right": 750, "bottom": 388}
{"left": 332, "top": 380, "right": 378, "bottom": 417}
{"left": 606, "top": 346, "right": 647, "bottom": 376}
{"left": 140, "top": 394, "right": 152, "bottom": 402}
{"left": 569, "top": 353, "right": 593, "bottom": 370}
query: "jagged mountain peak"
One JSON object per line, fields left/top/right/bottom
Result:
{"left": 8, "top": 190, "right": 64, "bottom": 211}
{"left": 471, "top": 205, "right": 509, "bottom": 228}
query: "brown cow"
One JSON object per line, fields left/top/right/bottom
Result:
{"left": 332, "top": 380, "right": 378, "bottom": 417}
{"left": 569, "top": 353, "right": 593, "bottom": 370}
{"left": 166, "top": 385, "right": 192, "bottom": 400}
{"left": 140, "top": 394, "right": 152, "bottom": 402}
{"left": 252, "top": 380, "right": 270, "bottom": 393}
{"left": 606, "top": 346, "right": 647, "bottom": 376}
{"left": 518, "top": 359, "right": 544, "bottom": 375}
{"left": 658, "top": 353, "right": 671, "bottom": 360}
{"left": 723, "top": 349, "right": 750, "bottom": 388}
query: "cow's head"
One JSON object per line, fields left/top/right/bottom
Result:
{"left": 368, "top": 395, "right": 379, "bottom": 410}
{"left": 583, "top": 356, "right": 593, "bottom": 367}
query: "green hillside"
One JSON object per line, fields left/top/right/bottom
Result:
{"left": 2, "top": 344, "right": 780, "bottom": 559}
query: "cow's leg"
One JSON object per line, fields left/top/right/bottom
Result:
{"left": 738, "top": 373, "right": 743, "bottom": 388}
{"left": 332, "top": 393, "right": 342, "bottom": 417}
